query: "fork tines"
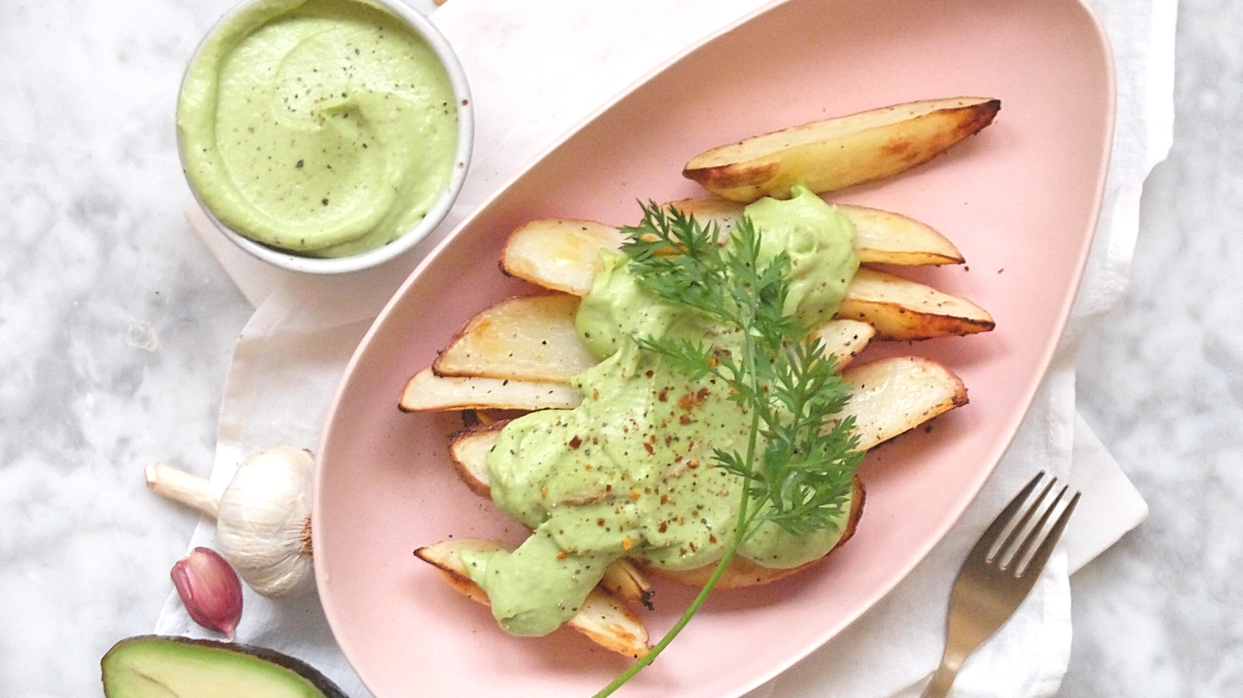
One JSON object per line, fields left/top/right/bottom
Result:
{"left": 982, "top": 471, "right": 1081, "bottom": 577}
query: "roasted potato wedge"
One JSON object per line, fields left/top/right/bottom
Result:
{"left": 433, "top": 295, "right": 598, "bottom": 384}
{"left": 446, "top": 429, "right": 865, "bottom": 590}
{"left": 447, "top": 356, "right": 966, "bottom": 490}
{"left": 501, "top": 219, "right": 625, "bottom": 295}
{"left": 835, "top": 268, "right": 995, "bottom": 341}
{"left": 440, "top": 356, "right": 962, "bottom": 589}
{"left": 839, "top": 355, "right": 968, "bottom": 449}
{"left": 448, "top": 419, "right": 510, "bottom": 496}
{"left": 431, "top": 293, "right": 873, "bottom": 388}
{"left": 599, "top": 558, "right": 654, "bottom": 609}
{"left": 813, "top": 319, "right": 875, "bottom": 367}
{"left": 682, "top": 97, "right": 1001, "bottom": 202}
{"left": 445, "top": 427, "right": 657, "bottom": 606}
{"left": 667, "top": 197, "right": 964, "bottom": 266}
{"left": 415, "top": 539, "right": 651, "bottom": 658}
{"left": 498, "top": 215, "right": 988, "bottom": 341}
{"left": 636, "top": 478, "right": 865, "bottom": 589}
{"left": 399, "top": 368, "right": 581, "bottom": 413}
{"left": 501, "top": 205, "right": 962, "bottom": 296}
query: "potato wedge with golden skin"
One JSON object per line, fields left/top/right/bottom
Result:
{"left": 441, "top": 356, "right": 964, "bottom": 588}
{"left": 636, "top": 478, "right": 866, "bottom": 589}
{"left": 500, "top": 219, "right": 625, "bottom": 295}
{"left": 446, "top": 357, "right": 965, "bottom": 483}
{"left": 666, "top": 197, "right": 965, "bottom": 266}
{"left": 445, "top": 426, "right": 658, "bottom": 606}
{"left": 446, "top": 356, "right": 967, "bottom": 488}
{"left": 441, "top": 430, "right": 863, "bottom": 590}
{"left": 497, "top": 217, "right": 989, "bottom": 341}
{"left": 443, "top": 441, "right": 867, "bottom": 590}
{"left": 448, "top": 419, "right": 510, "bottom": 496}
{"left": 399, "top": 368, "right": 581, "bottom": 413}
{"left": 432, "top": 295, "right": 872, "bottom": 387}
{"left": 501, "top": 204, "right": 962, "bottom": 296}
{"left": 599, "top": 558, "right": 655, "bottom": 609}
{"left": 414, "top": 539, "right": 651, "bottom": 658}
{"left": 433, "top": 295, "right": 598, "bottom": 384}
{"left": 682, "top": 97, "right": 1001, "bottom": 202}
{"left": 838, "top": 205, "right": 964, "bottom": 266}
{"left": 839, "top": 356, "right": 968, "bottom": 450}
{"left": 835, "top": 268, "right": 995, "bottom": 341}
{"left": 813, "top": 319, "right": 875, "bottom": 367}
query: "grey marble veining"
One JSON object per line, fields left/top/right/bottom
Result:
{"left": 0, "top": 0, "right": 251, "bottom": 690}
{"left": 0, "top": 0, "right": 1235, "bottom": 696}
{"left": 1063, "top": 0, "right": 1243, "bottom": 695}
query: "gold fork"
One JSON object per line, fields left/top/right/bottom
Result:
{"left": 921, "top": 471, "right": 1081, "bottom": 698}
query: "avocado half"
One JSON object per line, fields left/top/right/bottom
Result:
{"left": 101, "top": 635, "right": 349, "bottom": 698}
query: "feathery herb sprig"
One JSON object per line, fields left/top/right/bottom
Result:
{"left": 592, "top": 202, "right": 861, "bottom": 698}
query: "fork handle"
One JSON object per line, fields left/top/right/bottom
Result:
{"left": 919, "top": 663, "right": 959, "bottom": 698}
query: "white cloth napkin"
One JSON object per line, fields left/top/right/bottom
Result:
{"left": 157, "top": 0, "right": 1174, "bottom": 696}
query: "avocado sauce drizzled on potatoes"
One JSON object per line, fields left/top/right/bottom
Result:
{"left": 463, "top": 186, "right": 863, "bottom": 637}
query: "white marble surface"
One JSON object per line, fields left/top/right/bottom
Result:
{"left": 1065, "top": 1, "right": 1243, "bottom": 692}
{"left": 0, "top": 0, "right": 1235, "bottom": 697}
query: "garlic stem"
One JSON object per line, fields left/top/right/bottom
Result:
{"left": 145, "top": 462, "right": 221, "bottom": 519}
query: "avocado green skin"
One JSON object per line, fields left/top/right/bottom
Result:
{"left": 101, "top": 635, "right": 350, "bottom": 698}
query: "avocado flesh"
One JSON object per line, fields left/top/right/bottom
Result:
{"left": 102, "top": 636, "right": 348, "bottom": 698}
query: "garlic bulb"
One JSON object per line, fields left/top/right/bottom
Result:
{"left": 217, "top": 446, "right": 315, "bottom": 598}
{"left": 145, "top": 446, "right": 316, "bottom": 599}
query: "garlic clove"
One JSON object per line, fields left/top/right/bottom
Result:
{"left": 172, "top": 547, "right": 243, "bottom": 640}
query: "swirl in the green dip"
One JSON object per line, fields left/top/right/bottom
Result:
{"left": 464, "top": 187, "right": 861, "bottom": 637}
{"left": 177, "top": 0, "right": 459, "bottom": 258}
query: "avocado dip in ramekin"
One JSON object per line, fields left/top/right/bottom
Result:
{"left": 177, "top": 0, "right": 471, "bottom": 269}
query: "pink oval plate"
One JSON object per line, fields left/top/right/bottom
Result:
{"left": 315, "top": 0, "right": 1114, "bottom": 696}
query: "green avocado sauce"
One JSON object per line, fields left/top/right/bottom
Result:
{"left": 466, "top": 186, "right": 861, "bottom": 637}
{"left": 177, "top": 0, "right": 459, "bottom": 258}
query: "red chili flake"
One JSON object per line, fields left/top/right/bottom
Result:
{"left": 709, "top": 535, "right": 717, "bottom": 544}
{"left": 658, "top": 389, "right": 668, "bottom": 402}
{"left": 568, "top": 436, "right": 582, "bottom": 449}
{"left": 629, "top": 490, "right": 641, "bottom": 501}
{"left": 643, "top": 443, "right": 654, "bottom": 455}
{"left": 679, "top": 415, "right": 692, "bottom": 425}
{"left": 659, "top": 522, "right": 668, "bottom": 533}
{"left": 597, "top": 518, "right": 606, "bottom": 526}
